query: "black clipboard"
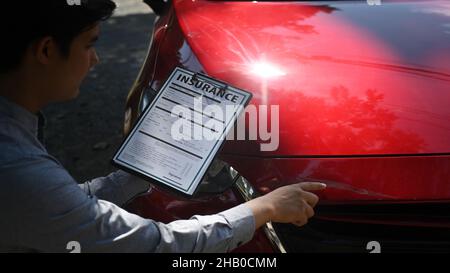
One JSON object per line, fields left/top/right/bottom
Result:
{"left": 112, "top": 67, "right": 253, "bottom": 197}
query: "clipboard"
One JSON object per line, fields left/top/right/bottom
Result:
{"left": 112, "top": 67, "right": 253, "bottom": 197}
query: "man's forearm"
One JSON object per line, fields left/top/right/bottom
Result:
{"left": 245, "top": 197, "right": 274, "bottom": 230}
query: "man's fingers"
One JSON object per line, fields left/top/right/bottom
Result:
{"left": 294, "top": 213, "right": 308, "bottom": 227}
{"left": 299, "top": 182, "right": 327, "bottom": 192}
{"left": 305, "top": 204, "right": 315, "bottom": 218}
{"left": 302, "top": 191, "right": 319, "bottom": 207}
{"left": 293, "top": 220, "right": 307, "bottom": 227}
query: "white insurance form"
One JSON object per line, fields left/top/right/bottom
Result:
{"left": 113, "top": 67, "right": 252, "bottom": 196}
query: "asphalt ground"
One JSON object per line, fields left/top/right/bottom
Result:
{"left": 43, "top": 1, "right": 155, "bottom": 182}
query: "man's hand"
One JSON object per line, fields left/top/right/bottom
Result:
{"left": 245, "top": 182, "right": 327, "bottom": 229}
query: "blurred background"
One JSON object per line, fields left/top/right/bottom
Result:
{"left": 44, "top": 0, "right": 155, "bottom": 182}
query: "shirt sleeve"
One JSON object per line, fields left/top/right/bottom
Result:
{"left": 154, "top": 204, "right": 255, "bottom": 253}
{"left": 3, "top": 157, "right": 256, "bottom": 253}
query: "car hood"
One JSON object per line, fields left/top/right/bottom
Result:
{"left": 174, "top": 0, "right": 450, "bottom": 157}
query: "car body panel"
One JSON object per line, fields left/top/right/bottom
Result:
{"left": 125, "top": 0, "right": 450, "bottom": 252}
{"left": 125, "top": 0, "right": 450, "bottom": 201}
{"left": 173, "top": 0, "right": 450, "bottom": 157}
{"left": 220, "top": 154, "right": 450, "bottom": 202}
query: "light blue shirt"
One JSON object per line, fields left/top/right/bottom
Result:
{"left": 0, "top": 96, "right": 255, "bottom": 253}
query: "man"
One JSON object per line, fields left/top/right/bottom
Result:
{"left": 0, "top": 0, "right": 326, "bottom": 252}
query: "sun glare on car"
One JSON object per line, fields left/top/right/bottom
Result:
{"left": 249, "top": 61, "right": 286, "bottom": 79}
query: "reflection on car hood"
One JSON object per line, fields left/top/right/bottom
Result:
{"left": 174, "top": 0, "right": 450, "bottom": 156}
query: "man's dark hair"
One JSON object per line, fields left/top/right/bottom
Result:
{"left": 0, "top": 0, "right": 116, "bottom": 74}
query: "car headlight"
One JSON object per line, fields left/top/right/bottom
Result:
{"left": 196, "top": 159, "right": 240, "bottom": 195}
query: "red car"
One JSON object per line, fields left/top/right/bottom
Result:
{"left": 123, "top": 0, "right": 450, "bottom": 252}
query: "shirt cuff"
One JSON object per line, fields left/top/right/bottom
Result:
{"left": 218, "top": 203, "right": 256, "bottom": 249}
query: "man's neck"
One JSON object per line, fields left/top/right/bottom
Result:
{"left": 0, "top": 71, "right": 44, "bottom": 114}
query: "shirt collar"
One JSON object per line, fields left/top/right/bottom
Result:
{"left": 0, "top": 96, "right": 40, "bottom": 137}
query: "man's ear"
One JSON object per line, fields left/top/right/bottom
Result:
{"left": 33, "top": 36, "right": 58, "bottom": 65}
